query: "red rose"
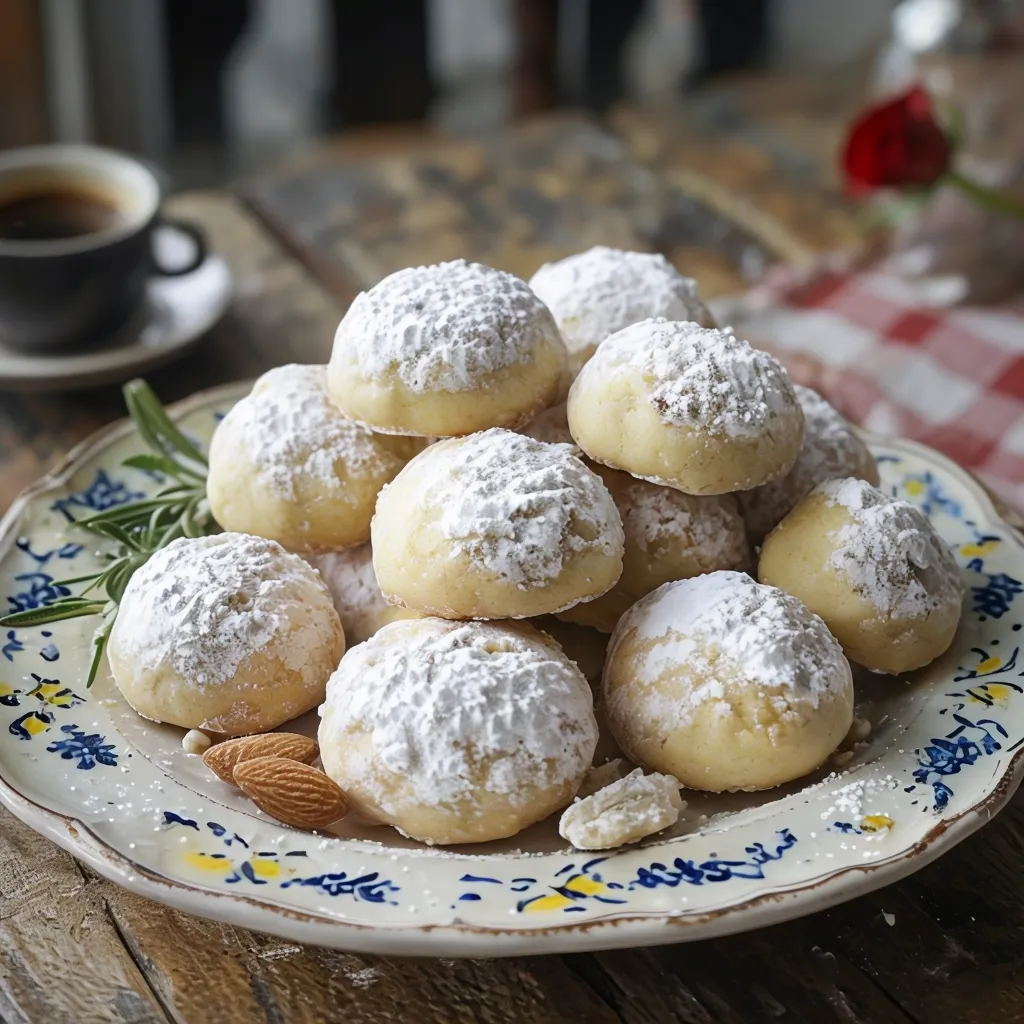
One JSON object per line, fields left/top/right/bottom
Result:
{"left": 841, "top": 87, "right": 951, "bottom": 196}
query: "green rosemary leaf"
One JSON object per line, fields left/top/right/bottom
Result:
{"left": 101, "top": 562, "right": 130, "bottom": 605}
{"left": 144, "top": 504, "right": 170, "bottom": 548}
{"left": 123, "top": 386, "right": 170, "bottom": 465}
{"left": 0, "top": 600, "right": 107, "bottom": 628}
{"left": 7, "top": 378, "right": 219, "bottom": 663}
{"left": 87, "top": 521, "right": 143, "bottom": 552}
{"left": 76, "top": 497, "right": 182, "bottom": 528}
{"left": 181, "top": 496, "right": 205, "bottom": 538}
{"left": 86, "top": 604, "right": 118, "bottom": 688}
{"left": 51, "top": 571, "right": 105, "bottom": 588}
{"left": 124, "top": 379, "right": 208, "bottom": 468}
{"left": 122, "top": 453, "right": 179, "bottom": 476}
{"left": 156, "top": 518, "right": 186, "bottom": 549}
{"left": 156, "top": 484, "right": 199, "bottom": 499}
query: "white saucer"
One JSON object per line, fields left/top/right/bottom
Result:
{"left": 0, "top": 254, "right": 232, "bottom": 392}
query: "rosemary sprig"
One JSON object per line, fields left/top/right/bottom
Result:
{"left": 0, "top": 379, "right": 219, "bottom": 685}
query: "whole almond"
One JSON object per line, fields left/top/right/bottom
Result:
{"left": 202, "top": 733, "right": 319, "bottom": 785}
{"left": 233, "top": 756, "right": 349, "bottom": 830}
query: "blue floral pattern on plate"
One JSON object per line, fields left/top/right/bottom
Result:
{"left": 1, "top": 383, "right": 1023, "bottom": 955}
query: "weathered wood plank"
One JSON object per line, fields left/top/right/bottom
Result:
{"left": 567, "top": 926, "right": 916, "bottom": 1024}
{"left": 239, "top": 113, "right": 776, "bottom": 300}
{"left": 608, "top": 82, "right": 865, "bottom": 265}
{"left": 95, "top": 879, "right": 621, "bottom": 1024}
{"left": 0, "top": 807, "right": 169, "bottom": 1024}
{"left": 572, "top": 790, "right": 1024, "bottom": 1024}
{"left": 819, "top": 793, "right": 1024, "bottom": 1024}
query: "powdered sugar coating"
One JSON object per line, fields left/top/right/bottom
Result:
{"left": 521, "top": 405, "right": 746, "bottom": 567}
{"left": 610, "top": 571, "right": 850, "bottom": 710}
{"left": 740, "top": 386, "right": 877, "bottom": 543}
{"left": 583, "top": 318, "right": 799, "bottom": 439}
{"left": 818, "top": 477, "right": 963, "bottom": 619}
{"left": 308, "top": 546, "right": 382, "bottom": 620}
{"left": 434, "top": 428, "right": 623, "bottom": 587}
{"left": 319, "top": 618, "right": 597, "bottom": 811}
{"left": 334, "top": 260, "right": 564, "bottom": 393}
{"left": 529, "top": 247, "right": 712, "bottom": 363}
{"left": 617, "top": 477, "right": 746, "bottom": 564}
{"left": 216, "top": 364, "right": 403, "bottom": 501}
{"left": 112, "top": 533, "right": 337, "bottom": 689}
{"left": 306, "top": 544, "right": 420, "bottom": 646}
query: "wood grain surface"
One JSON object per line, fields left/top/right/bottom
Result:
{"left": 2, "top": 106, "right": 1023, "bottom": 1023}
{"left": 239, "top": 112, "right": 779, "bottom": 301}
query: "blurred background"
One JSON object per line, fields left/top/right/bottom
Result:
{"left": 0, "top": 0, "right": 897, "bottom": 187}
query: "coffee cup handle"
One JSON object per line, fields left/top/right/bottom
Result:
{"left": 151, "top": 217, "right": 208, "bottom": 277}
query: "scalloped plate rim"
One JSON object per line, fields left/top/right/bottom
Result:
{"left": 0, "top": 379, "right": 1021, "bottom": 957}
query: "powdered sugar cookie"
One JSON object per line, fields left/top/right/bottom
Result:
{"left": 327, "top": 260, "right": 567, "bottom": 437}
{"left": 758, "top": 478, "right": 963, "bottom": 673}
{"left": 603, "top": 571, "right": 853, "bottom": 792}
{"left": 529, "top": 246, "right": 714, "bottom": 376}
{"left": 740, "top": 386, "right": 879, "bottom": 545}
{"left": 318, "top": 618, "right": 598, "bottom": 844}
{"left": 207, "top": 364, "right": 420, "bottom": 552}
{"left": 306, "top": 544, "right": 420, "bottom": 646}
{"left": 567, "top": 319, "right": 803, "bottom": 494}
{"left": 558, "top": 467, "right": 750, "bottom": 632}
{"left": 109, "top": 533, "right": 344, "bottom": 736}
{"left": 372, "top": 428, "right": 624, "bottom": 619}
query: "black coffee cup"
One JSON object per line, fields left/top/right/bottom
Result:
{"left": 0, "top": 145, "right": 208, "bottom": 354}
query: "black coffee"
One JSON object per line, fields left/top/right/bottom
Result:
{"left": 0, "top": 188, "right": 125, "bottom": 241}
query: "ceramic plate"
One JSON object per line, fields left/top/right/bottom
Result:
{"left": 1, "top": 381, "right": 1022, "bottom": 957}
{"left": 0, "top": 254, "right": 231, "bottom": 392}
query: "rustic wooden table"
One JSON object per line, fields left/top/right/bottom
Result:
{"left": 2, "top": 107, "right": 1022, "bottom": 1024}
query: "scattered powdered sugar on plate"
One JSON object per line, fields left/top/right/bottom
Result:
{"left": 819, "top": 773, "right": 899, "bottom": 822}
{"left": 112, "top": 533, "right": 334, "bottom": 687}
{"left": 334, "top": 260, "right": 563, "bottom": 392}
{"left": 818, "top": 478, "right": 964, "bottom": 618}
{"left": 217, "top": 364, "right": 400, "bottom": 500}
{"left": 612, "top": 571, "right": 851, "bottom": 708}
{"left": 434, "top": 428, "right": 624, "bottom": 587}
{"left": 579, "top": 318, "right": 799, "bottom": 438}
{"left": 529, "top": 247, "right": 712, "bottom": 360}
{"left": 740, "top": 386, "right": 877, "bottom": 542}
{"left": 321, "top": 619, "right": 597, "bottom": 809}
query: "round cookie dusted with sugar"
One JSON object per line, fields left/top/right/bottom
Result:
{"left": 327, "top": 260, "right": 567, "bottom": 437}
{"left": 758, "top": 478, "right": 963, "bottom": 674}
{"left": 567, "top": 319, "right": 803, "bottom": 494}
{"left": 559, "top": 467, "right": 750, "bottom": 632}
{"left": 109, "top": 534, "right": 344, "bottom": 737}
{"left": 207, "top": 364, "right": 420, "bottom": 552}
{"left": 740, "top": 386, "right": 879, "bottom": 545}
{"left": 603, "top": 571, "right": 853, "bottom": 792}
{"left": 318, "top": 618, "right": 598, "bottom": 844}
{"left": 529, "top": 246, "right": 715, "bottom": 375}
{"left": 306, "top": 544, "right": 420, "bottom": 647}
{"left": 372, "top": 428, "right": 625, "bottom": 619}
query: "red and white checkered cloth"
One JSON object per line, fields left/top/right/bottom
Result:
{"left": 732, "top": 269, "right": 1024, "bottom": 510}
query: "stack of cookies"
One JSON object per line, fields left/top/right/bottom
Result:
{"left": 107, "top": 249, "right": 965, "bottom": 850}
